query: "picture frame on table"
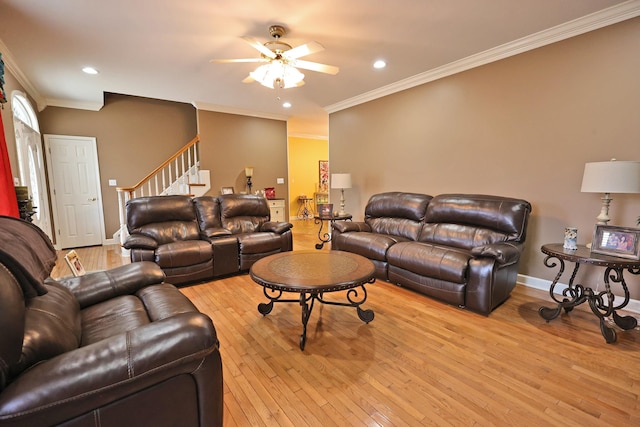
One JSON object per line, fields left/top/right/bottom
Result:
{"left": 64, "top": 250, "right": 86, "bottom": 277}
{"left": 591, "top": 225, "right": 640, "bottom": 260}
{"left": 317, "top": 203, "right": 333, "bottom": 219}
{"left": 221, "top": 186, "right": 234, "bottom": 195}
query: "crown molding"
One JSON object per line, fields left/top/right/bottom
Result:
{"left": 325, "top": 0, "right": 640, "bottom": 114}
{"left": 45, "top": 97, "right": 104, "bottom": 111}
{"left": 0, "top": 38, "right": 47, "bottom": 111}
{"left": 193, "top": 101, "right": 288, "bottom": 121}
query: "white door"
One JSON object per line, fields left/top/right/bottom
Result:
{"left": 44, "top": 135, "right": 104, "bottom": 249}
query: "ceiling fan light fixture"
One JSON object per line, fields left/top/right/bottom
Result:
{"left": 249, "top": 60, "right": 305, "bottom": 89}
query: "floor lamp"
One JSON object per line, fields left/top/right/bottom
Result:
{"left": 331, "top": 173, "right": 352, "bottom": 216}
{"left": 580, "top": 160, "right": 640, "bottom": 224}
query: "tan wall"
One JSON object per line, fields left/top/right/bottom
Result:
{"left": 39, "top": 94, "right": 197, "bottom": 237}
{"left": 287, "top": 136, "right": 328, "bottom": 217}
{"left": 329, "top": 18, "right": 640, "bottom": 297}
{"left": 197, "top": 110, "right": 288, "bottom": 214}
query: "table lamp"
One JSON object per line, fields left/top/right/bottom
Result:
{"left": 331, "top": 173, "right": 352, "bottom": 216}
{"left": 580, "top": 159, "right": 640, "bottom": 224}
{"left": 245, "top": 167, "right": 254, "bottom": 194}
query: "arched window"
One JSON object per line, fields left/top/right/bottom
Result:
{"left": 11, "top": 91, "right": 39, "bottom": 132}
{"left": 11, "top": 91, "right": 51, "bottom": 239}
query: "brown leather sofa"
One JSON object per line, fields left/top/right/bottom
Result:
{"left": 332, "top": 192, "right": 532, "bottom": 314}
{"left": 0, "top": 215, "right": 223, "bottom": 426}
{"left": 124, "top": 194, "right": 293, "bottom": 285}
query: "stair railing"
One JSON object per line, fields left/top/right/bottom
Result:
{"left": 115, "top": 135, "right": 200, "bottom": 246}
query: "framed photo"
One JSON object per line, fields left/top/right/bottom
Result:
{"left": 317, "top": 203, "right": 333, "bottom": 219}
{"left": 220, "top": 186, "right": 234, "bottom": 195}
{"left": 319, "top": 160, "right": 329, "bottom": 191}
{"left": 64, "top": 250, "right": 86, "bottom": 277}
{"left": 591, "top": 225, "right": 640, "bottom": 260}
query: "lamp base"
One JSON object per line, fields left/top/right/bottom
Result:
{"left": 338, "top": 188, "right": 346, "bottom": 216}
{"left": 596, "top": 193, "right": 612, "bottom": 225}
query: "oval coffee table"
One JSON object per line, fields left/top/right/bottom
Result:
{"left": 249, "top": 250, "right": 376, "bottom": 350}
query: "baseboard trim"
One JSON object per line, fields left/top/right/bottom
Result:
{"left": 518, "top": 274, "right": 640, "bottom": 315}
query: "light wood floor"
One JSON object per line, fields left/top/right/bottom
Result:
{"left": 51, "top": 219, "right": 640, "bottom": 426}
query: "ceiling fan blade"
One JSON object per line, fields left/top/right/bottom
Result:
{"left": 242, "top": 75, "right": 255, "bottom": 83}
{"left": 242, "top": 36, "right": 277, "bottom": 59}
{"left": 283, "top": 41, "right": 324, "bottom": 59}
{"left": 210, "top": 58, "right": 269, "bottom": 64}
{"left": 293, "top": 60, "right": 339, "bottom": 75}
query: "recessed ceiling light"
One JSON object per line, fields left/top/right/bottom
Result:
{"left": 82, "top": 66, "right": 99, "bottom": 75}
{"left": 282, "top": 102, "right": 292, "bottom": 108}
{"left": 373, "top": 60, "right": 386, "bottom": 69}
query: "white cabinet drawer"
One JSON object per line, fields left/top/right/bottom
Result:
{"left": 267, "top": 199, "right": 285, "bottom": 222}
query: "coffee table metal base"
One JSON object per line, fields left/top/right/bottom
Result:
{"left": 257, "top": 283, "right": 375, "bottom": 350}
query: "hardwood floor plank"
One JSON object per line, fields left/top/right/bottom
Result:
{"left": 49, "top": 220, "right": 640, "bottom": 426}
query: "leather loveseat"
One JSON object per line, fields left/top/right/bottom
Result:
{"left": 124, "top": 194, "right": 293, "bottom": 285}
{"left": 0, "top": 215, "right": 223, "bottom": 426}
{"left": 331, "top": 192, "right": 532, "bottom": 315}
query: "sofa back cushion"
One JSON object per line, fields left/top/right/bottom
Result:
{"left": 0, "top": 265, "right": 25, "bottom": 392}
{"left": 193, "top": 196, "right": 223, "bottom": 230}
{"left": 219, "top": 194, "right": 270, "bottom": 234}
{"left": 126, "top": 195, "right": 200, "bottom": 244}
{"left": 420, "top": 194, "right": 532, "bottom": 249}
{"left": 9, "top": 282, "right": 81, "bottom": 384}
{"left": 364, "top": 192, "right": 432, "bottom": 241}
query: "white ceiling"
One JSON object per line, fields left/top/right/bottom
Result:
{"left": 0, "top": 0, "right": 637, "bottom": 137}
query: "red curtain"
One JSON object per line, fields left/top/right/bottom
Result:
{"left": 0, "top": 112, "right": 19, "bottom": 217}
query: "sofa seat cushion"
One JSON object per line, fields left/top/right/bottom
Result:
{"left": 386, "top": 242, "right": 471, "bottom": 284}
{"left": 236, "top": 232, "right": 282, "bottom": 255}
{"left": 81, "top": 295, "right": 150, "bottom": 346}
{"left": 155, "top": 240, "right": 213, "bottom": 268}
{"left": 333, "top": 232, "right": 410, "bottom": 261}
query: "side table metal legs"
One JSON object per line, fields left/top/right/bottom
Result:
{"left": 314, "top": 217, "right": 330, "bottom": 249}
{"left": 538, "top": 255, "right": 639, "bottom": 343}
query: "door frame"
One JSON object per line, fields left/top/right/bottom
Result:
{"left": 44, "top": 134, "right": 106, "bottom": 249}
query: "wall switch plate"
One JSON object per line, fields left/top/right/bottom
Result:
{"left": 276, "top": 178, "right": 284, "bottom": 184}
{"left": 108, "top": 179, "right": 117, "bottom": 186}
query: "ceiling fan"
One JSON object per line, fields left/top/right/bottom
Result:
{"left": 210, "top": 25, "right": 339, "bottom": 89}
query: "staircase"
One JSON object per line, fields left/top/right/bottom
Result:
{"left": 115, "top": 135, "right": 210, "bottom": 248}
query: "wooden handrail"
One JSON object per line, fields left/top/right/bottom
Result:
{"left": 116, "top": 134, "right": 200, "bottom": 193}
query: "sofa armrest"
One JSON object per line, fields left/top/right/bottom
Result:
{"left": 0, "top": 313, "right": 218, "bottom": 426}
{"left": 470, "top": 242, "right": 521, "bottom": 266}
{"left": 123, "top": 233, "right": 158, "bottom": 250}
{"left": 260, "top": 221, "right": 293, "bottom": 234}
{"left": 200, "top": 227, "right": 233, "bottom": 240}
{"left": 333, "top": 221, "right": 371, "bottom": 233}
{"left": 54, "top": 262, "right": 166, "bottom": 308}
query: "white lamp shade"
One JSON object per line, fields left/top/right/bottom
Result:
{"left": 245, "top": 167, "right": 254, "bottom": 177}
{"left": 581, "top": 161, "right": 640, "bottom": 193}
{"left": 331, "top": 173, "right": 352, "bottom": 189}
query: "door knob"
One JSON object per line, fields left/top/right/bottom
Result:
{"left": 89, "top": 197, "right": 97, "bottom": 201}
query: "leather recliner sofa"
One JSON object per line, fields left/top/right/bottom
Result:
{"left": 331, "top": 192, "right": 532, "bottom": 315}
{"left": 0, "top": 215, "right": 223, "bottom": 426}
{"left": 124, "top": 194, "right": 293, "bottom": 285}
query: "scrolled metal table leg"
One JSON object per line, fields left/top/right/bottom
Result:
{"left": 314, "top": 217, "right": 331, "bottom": 250}
{"left": 538, "top": 305, "right": 562, "bottom": 321}
{"left": 613, "top": 311, "right": 637, "bottom": 330}
{"left": 299, "top": 292, "right": 315, "bottom": 350}
{"left": 258, "top": 301, "right": 273, "bottom": 315}
{"left": 600, "top": 318, "right": 617, "bottom": 344}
